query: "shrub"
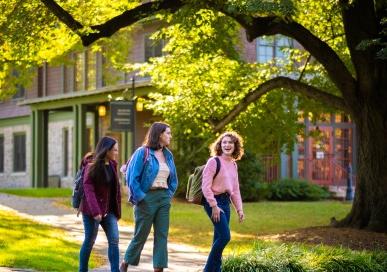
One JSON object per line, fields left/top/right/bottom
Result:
{"left": 238, "top": 152, "right": 268, "bottom": 202}
{"left": 223, "top": 241, "right": 387, "bottom": 272}
{"left": 268, "top": 178, "right": 330, "bottom": 201}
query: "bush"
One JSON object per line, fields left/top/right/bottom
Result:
{"left": 223, "top": 241, "right": 387, "bottom": 272}
{"left": 237, "top": 152, "right": 267, "bottom": 201}
{"left": 268, "top": 178, "right": 330, "bottom": 201}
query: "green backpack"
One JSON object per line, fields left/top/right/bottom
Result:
{"left": 186, "top": 157, "right": 221, "bottom": 205}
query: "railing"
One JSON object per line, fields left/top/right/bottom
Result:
{"left": 260, "top": 155, "right": 279, "bottom": 183}
{"left": 259, "top": 154, "right": 356, "bottom": 189}
{"left": 301, "top": 155, "right": 356, "bottom": 187}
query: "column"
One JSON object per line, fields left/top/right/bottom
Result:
{"left": 73, "top": 104, "right": 87, "bottom": 174}
{"left": 31, "top": 109, "right": 48, "bottom": 187}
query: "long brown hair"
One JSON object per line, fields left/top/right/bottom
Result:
{"left": 88, "top": 136, "right": 117, "bottom": 185}
{"left": 143, "top": 122, "right": 170, "bottom": 150}
{"left": 210, "top": 131, "right": 244, "bottom": 160}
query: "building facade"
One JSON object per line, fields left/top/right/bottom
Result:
{"left": 0, "top": 23, "right": 160, "bottom": 188}
{"left": 0, "top": 25, "right": 356, "bottom": 190}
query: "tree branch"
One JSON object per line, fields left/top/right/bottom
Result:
{"left": 213, "top": 76, "right": 348, "bottom": 132}
{"left": 40, "top": 0, "right": 83, "bottom": 33}
{"left": 41, "top": 0, "right": 186, "bottom": 47}
{"left": 213, "top": 8, "right": 357, "bottom": 102}
{"left": 83, "top": 0, "right": 185, "bottom": 46}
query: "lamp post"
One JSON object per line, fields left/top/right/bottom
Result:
{"left": 345, "top": 164, "right": 354, "bottom": 201}
{"left": 344, "top": 128, "right": 354, "bottom": 201}
{"left": 132, "top": 76, "right": 136, "bottom": 153}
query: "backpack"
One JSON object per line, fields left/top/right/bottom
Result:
{"left": 71, "top": 166, "right": 85, "bottom": 209}
{"left": 186, "top": 157, "right": 221, "bottom": 205}
{"left": 120, "top": 147, "right": 150, "bottom": 182}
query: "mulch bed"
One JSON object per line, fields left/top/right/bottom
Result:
{"left": 258, "top": 226, "right": 387, "bottom": 251}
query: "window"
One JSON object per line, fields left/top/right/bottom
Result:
{"left": 86, "top": 128, "right": 93, "bottom": 152}
{"left": 37, "top": 66, "right": 44, "bottom": 97}
{"left": 75, "top": 52, "right": 85, "bottom": 91}
{"left": 12, "top": 85, "right": 25, "bottom": 99}
{"left": 75, "top": 51, "right": 98, "bottom": 91}
{"left": 87, "top": 51, "right": 96, "bottom": 90}
{"left": 63, "top": 128, "right": 69, "bottom": 176}
{"left": 11, "top": 70, "right": 26, "bottom": 99}
{"left": 13, "top": 133, "right": 26, "bottom": 172}
{"left": 335, "top": 113, "right": 351, "bottom": 123}
{"left": 0, "top": 135, "right": 4, "bottom": 173}
{"left": 256, "top": 35, "right": 293, "bottom": 63}
{"left": 144, "top": 34, "right": 164, "bottom": 62}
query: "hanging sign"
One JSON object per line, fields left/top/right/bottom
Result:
{"left": 110, "top": 101, "right": 135, "bottom": 132}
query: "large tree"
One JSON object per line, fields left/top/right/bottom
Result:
{"left": 1, "top": 0, "right": 387, "bottom": 231}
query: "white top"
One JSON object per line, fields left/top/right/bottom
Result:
{"left": 151, "top": 162, "right": 170, "bottom": 189}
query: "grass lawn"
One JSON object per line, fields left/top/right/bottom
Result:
{"left": 2, "top": 188, "right": 352, "bottom": 254}
{"left": 0, "top": 188, "right": 72, "bottom": 197}
{"left": 121, "top": 199, "right": 352, "bottom": 252}
{"left": 0, "top": 208, "right": 103, "bottom": 271}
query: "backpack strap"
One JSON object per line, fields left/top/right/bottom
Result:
{"left": 213, "top": 157, "right": 221, "bottom": 179}
{"left": 125, "top": 146, "right": 149, "bottom": 168}
{"left": 144, "top": 147, "right": 149, "bottom": 163}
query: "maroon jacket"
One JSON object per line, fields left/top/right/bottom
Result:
{"left": 80, "top": 160, "right": 121, "bottom": 220}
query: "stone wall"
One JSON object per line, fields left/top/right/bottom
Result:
{"left": 0, "top": 124, "right": 31, "bottom": 188}
{"left": 47, "top": 119, "right": 74, "bottom": 188}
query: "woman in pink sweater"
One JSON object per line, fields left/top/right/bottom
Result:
{"left": 201, "top": 131, "right": 245, "bottom": 272}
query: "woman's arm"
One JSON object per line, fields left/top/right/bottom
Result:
{"left": 127, "top": 147, "right": 147, "bottom": 204}
{"left": 230, "top": 163, "right": 244, "bottom": 222}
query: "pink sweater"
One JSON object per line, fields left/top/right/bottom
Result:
{"left": 202, "top": 156, "right": 243, "bottom": 212}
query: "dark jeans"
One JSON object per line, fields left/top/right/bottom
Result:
{"left": 79, "top": 212, "right": 119, "bottom": 272}
{"left": 203, "top": 193, "right": 231, "bottom": 272}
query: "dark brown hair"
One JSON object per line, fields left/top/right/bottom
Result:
{"left": 88, "top": 136, "right": 117, "bottom": 185}
{"left": 143, "top": 122, "right": 170, "bottom": 150}
{"left": 210, "top": 131, "right": 244, "bottom": 160}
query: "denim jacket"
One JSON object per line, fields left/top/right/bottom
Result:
{"left": 126, "top": 146, "right": 178, "bottom": 205}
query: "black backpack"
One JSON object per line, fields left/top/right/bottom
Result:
{"left": 71, "top": 166, "right": 85, "bottom": 209}
{"left": 186, "top": 157, "right": 221, "bottom": 205}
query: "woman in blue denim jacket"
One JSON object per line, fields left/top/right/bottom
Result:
{"left": 120, "top": 122, "right": 178, "bottom": 272}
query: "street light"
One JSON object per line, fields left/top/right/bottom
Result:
{"left": 136, "top": 97, "right": 144, "bottom": 112}
{"left": 132, "top": 76, "right": 136, "bottom": 153}
{"left": 98, "top": 105, "right": 106, "bottom": 117}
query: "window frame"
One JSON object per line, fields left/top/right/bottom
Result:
{"left": 256, "top": 35, "right": 294, "bottom": 63}
{"left": 144, "top": 33, "right": 165, "bottom": 62}
{"left": 13, "top": 133, "right": 26, "bottom": 172}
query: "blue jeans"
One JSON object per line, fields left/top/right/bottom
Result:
{"left": 203, "top": 193, "right": 231, "bottom": 272}
{"left": 79, "top": 212, "right": 119, "bottom": 272}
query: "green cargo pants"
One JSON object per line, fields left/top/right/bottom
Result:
{"left": 124, "top": 189, "right": 171, "bottom": 268}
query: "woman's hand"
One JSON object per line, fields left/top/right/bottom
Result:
{"left": 237, "top": 210, "right": 245, "bottom": 223}
{"left": 94, "top": 214, "right": 102, "bottom": 222}
{"left": 211, "top": 206, "right": 224, "bottom": 222}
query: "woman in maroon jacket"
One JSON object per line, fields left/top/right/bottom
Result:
{"left": 79, "top": 136, "right": 121, "bottom": 272}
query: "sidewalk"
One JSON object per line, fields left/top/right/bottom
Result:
{"left": 0, "top": 193, "right": 207, "bottom": 272}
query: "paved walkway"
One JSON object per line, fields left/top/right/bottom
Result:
{"left": 0, "top": 193, "right": 207, "bottom": 272}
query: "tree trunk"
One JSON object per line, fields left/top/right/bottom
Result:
{"left": 337, "top": 100, "right": 387, "bottom": 232}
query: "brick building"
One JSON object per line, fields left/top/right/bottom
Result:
{"left": 0, "top": 24, "right": 356, "bottom": 190}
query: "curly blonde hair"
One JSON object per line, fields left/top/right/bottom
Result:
{"left": 210, "top": 131, "right": 244, "bottom": 160}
